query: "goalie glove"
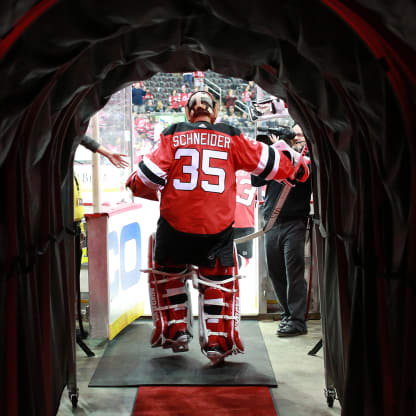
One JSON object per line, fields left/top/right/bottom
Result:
{"left": 126, "top": 170, "right": 159, "bottom": 201}
{"left": 272, "top": 140, "right": 310, "bottom": 182}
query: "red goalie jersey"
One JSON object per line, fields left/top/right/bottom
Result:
{"left": 128, "top": 121, "right": 294, "bottom": 234}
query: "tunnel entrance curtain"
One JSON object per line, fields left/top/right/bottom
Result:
{"left": 0, "top": 1, "right": 415, "bottom": 415}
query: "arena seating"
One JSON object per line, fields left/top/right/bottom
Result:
{"left": 140, "top": 71, "right": 251, "bottom": 110}
{"left": 134, "top": 71, "right": 257, "bottom": 143}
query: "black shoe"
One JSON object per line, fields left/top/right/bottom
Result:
{"left": 278, "top": 317, "right": 289, "bottom": 331}
{"left": 277, "top": 325, "right": 307, "bottom": 337}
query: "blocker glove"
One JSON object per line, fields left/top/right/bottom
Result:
{"left": 272, "top": 140, "right": 310, "bottom": 182}
{"left": 126, "top": 170, "right": 159, "bottom": 201}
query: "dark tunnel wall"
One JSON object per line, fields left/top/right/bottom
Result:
{"left": 0, "top": 1, "right": 415, "bottom": 415}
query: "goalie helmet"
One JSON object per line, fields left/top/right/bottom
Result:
{"left": 185, "top": 91, "right": 218, "bottom": 123}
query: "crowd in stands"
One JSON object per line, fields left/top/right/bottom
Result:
{"left": 131, "top": 71, "right": 269, "bottom": 158}
{"left": 85, "top": 72, "right": 291, "bottom": 174}
{"left": 132, "top": 71, "right": 257, "bottom": 115}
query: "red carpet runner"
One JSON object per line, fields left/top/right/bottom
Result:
{"left": 132, "top": 386, "right": 277, "bottom": 415}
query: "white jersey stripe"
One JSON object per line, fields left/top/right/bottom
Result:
{"left": 251, "top": 143, "right": 269, "bottom": 175}
{"left": 143, "top": 155, "right": 168, "bottom": 180}
{"left": 265, "top": 146, "right": 281, "bottom": 181}
{"left": 137, "top": 167, "right": 163, "bottom": 190}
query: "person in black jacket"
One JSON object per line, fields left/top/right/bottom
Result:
{"left": 252, "top": 124, "right": 312, "bottom": 337}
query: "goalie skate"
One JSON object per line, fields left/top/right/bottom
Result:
{"left": 163, "top": 330, "right": 192, "bottom": 353}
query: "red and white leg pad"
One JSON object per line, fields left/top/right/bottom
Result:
{"left": 146, "top": 233, "right": 193, "bottom": 352}
{"left": 196, "top": 256, "right": 244, "bottom": 365}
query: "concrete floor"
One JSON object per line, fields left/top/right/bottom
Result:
{"left": 57, "top": 319, "right": 342, "bottom": 416}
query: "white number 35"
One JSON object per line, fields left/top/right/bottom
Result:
{"left": 173, "top": 148, "right": 228, "bottom": 193}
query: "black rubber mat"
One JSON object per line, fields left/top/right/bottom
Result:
{"left": 89, "top": 319, "right": 277, "bottom": 387}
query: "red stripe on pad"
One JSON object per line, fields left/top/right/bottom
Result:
{"left": 132, "top": 386, "right": 277, "bottom": 416}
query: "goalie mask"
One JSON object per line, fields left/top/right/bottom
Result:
{"left": 186, "top": 91, "right": 217, "bottom": 123}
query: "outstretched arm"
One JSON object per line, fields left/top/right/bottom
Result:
{"left": 80, "top": 135, "right": 129, "bottom": 168}
{"left": 96, "top": 145, "right": 129, "bottom": 168}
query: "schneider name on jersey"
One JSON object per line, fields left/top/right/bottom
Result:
{"left": 135, "top": 120, "right": 292, "bottom": 235}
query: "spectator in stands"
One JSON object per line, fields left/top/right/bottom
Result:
{"left": 169, "top": 89, "right": 180, "bottom": 112}
{"left": 228, "top": 106, "right": 239, "bottom": 126}
{"left": 144, "top": 116, "right": 155, "bottom": 142}
{"left": 145, "top": 99, "right": 156, "bottom": 113}
{"left": 217, "top": 113, "right": 228, "bottom": 123}
{"left": 242, "top": 84, "right": 255, "bottom": 104}
{"left": 183, "top": 72, "right": 193, "bottom": 89}
{"left": 225, "top": 89, "right": 237, "bottom": 115}
{"left": 136, "top": 132, "right": 147, "bottom": 150}
{"left": 134, "top": 115, "right": 147, "bottom": 144}
{"left": 248, "top": 81, "right": 256, "bottom": 93}
{"left": 246, "top": 81, "right": 256, "bottom": 101}
{"left": 155, "top": 100, "right": 165, "bottom": 112}
{"left": 179, "top": 84, "right": 191, "bottom": 112}
{"left": 132, "top": 82, "right": 146, "bottom": 114}
{"left": 193, "top": 70, "right": 205, "bottom": 89}
{"left": 239, "top": 112, "right": 250, "bottom": 128}
{"left": 144, "top": 88, "right": 154, "bottom": 102}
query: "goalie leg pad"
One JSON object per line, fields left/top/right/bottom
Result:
{"left": 163, "top": 274, "right": 193, "bottom": 351}
{"left": 198, "top": 253, "right": 244, "bottom": 365}
{"left": 147, "top": 233, "right": 193, "bottom": 352}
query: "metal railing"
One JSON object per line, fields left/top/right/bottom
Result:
{"left": 235, "top": 99, "right": 249, "bottom": 115}
{"left": 204, "top": 78, "right": 222, "bottom": 108}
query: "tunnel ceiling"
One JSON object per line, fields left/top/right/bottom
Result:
{"left": 0, "top": 0, "right": 415, "bottom": 156}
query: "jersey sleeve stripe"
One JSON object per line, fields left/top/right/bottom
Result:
{"left": 143, "top": 156, "right": 168, "bottom": 179}
{"left": 257, "top": 144, "right": 276, "bottom": 179}
{"left": 138, "top": 160, "right": 165, "bottom": 188}
{"left": 251, "top": 143, "right": 269, "bottom": 176}
{"left": 264, "top": 146, "right": 281, "bottom": 181}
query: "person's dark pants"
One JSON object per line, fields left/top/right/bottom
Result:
{"left": 183, "top": 74, "right": 193, "bottom": 88}
{"left": 74, "top": 221, "right": 86, "bottom": 335}
{"left": 74, "top": 222, "right": 82, "bottom": 283}
{"left": 265, "top": 219, "right": 307, "bottom": 330}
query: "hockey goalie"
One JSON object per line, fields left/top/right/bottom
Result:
{"left": 126, "top": 91, "right": 303, "bottom": 365}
